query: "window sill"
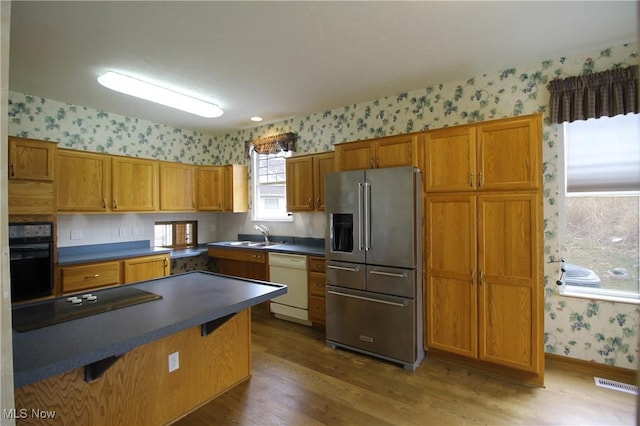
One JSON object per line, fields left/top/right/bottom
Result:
{"left": 558, "top": 289, "right": 640, "bottom": 305}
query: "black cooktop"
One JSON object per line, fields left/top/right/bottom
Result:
{"left": 12, "top": 287, "right": 162, "bottom": 332}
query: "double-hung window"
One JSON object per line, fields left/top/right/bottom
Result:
{"left": 559, "top": 113, "right": 640, "bottom": 302}
{"left": 252, "top": 150, "right": 292, "bottom": 221}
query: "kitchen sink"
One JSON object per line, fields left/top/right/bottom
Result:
{"left": 225, "top": 241, "right": 283, "bottom": 248}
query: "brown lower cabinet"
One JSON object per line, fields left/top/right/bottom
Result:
{"left": 307, "top": 256, "right": 326, "bottom": 327}
{"left": 207, "top": 247, "right": 267, "bottom": 281}
{"left": 59, "top": 253, "right": 171, "bottom": 295}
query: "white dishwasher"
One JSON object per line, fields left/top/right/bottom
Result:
{"left": 268, "top": 252, "right": 310, "bottom": 325}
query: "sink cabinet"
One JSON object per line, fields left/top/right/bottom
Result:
{"left": 207, "top": 246, "right": 267, "bottom": 281}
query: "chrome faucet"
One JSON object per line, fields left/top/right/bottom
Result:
{"left": 253, "top": 224, "right": 270, "bottom": 243}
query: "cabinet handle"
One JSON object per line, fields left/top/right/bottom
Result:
{"left": 471, "top": 270, "right": 475, "bottom": 284}
{"left": 192, "top": 201, "right": 196, "bottom": 208}
{"left": 479, "top": 270, "right": 484, "bottom": 285}
{"left": 10, "top": 163, "right": 15, "bottom": 177}
{"left": 316, "top": 197, "right": 321, "bottom": 209}
{"left": 102, "top": 198, "right": 107, "bottom": 209}
{"left": 370, "top": 158, "right": 374, "bottom": 169}
{"left": 85, "top": 274, "right": 100, "bottom": 279}
{"left": 113, "top": 199, "right": 118, "bottom": 209}
{"left": 479, "top": 172, "right": 483, "bottom": 188}
{"left": 164, "top": 258, "right": 169, "bottom": 267}
{"left": 376, "top": 157, "right": 380, "bottom": 168}
{"left": 308, "top": 197, "right": 313, "bottom": 208}
{"left": 470, "top": 173, "right": 474, "bottom": 188}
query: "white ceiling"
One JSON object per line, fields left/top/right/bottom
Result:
{"left": 9, "top": 1, "right": 639, "bottom": 136}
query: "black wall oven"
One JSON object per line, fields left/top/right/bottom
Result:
{"left": 9, "top": 222, "right": 54, "bottom": 303}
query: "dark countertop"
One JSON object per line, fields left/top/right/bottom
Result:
{"left": 58, "top": 240, "right": 173, "bottom": 266}
{"left": 208, "top": 234, "right": 325, "bottom": 257}
{"left": 12, "top": 271, "right": 286, "bottom": 388}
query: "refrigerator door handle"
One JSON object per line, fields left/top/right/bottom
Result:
{"left": 327, "top": 290, "right": 407, "bottom": 307}
{"left": 364, "top": 182, "right": 371, "bottom": 251}
{"left": 357, "top": 182, "right": 364, "bottom": 251}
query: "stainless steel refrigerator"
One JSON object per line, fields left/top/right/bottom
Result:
{"left": 325, "top": 166, "right": 424, "bottom": 370}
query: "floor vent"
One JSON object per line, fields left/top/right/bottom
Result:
{"left": 594, "top": 377, "right": 638, "bottom": 395}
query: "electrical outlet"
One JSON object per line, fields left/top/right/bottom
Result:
{"left": 168, "top": 351, "right": 179, "bottom": 373}
{"left": 132, "top": 226, "right": 140, "bottom": 236}
{"left": 118, "top": 227, "right": 128, "bottom": 237}
{"left": 70, "top": 230, "right": 83, "bottom": 240}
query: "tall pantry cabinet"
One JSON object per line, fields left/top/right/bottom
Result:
{"left": 423, "top": 114, "right": 544, "bottom": 384}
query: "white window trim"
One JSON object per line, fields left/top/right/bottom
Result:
{"left": 251, "top": 150, "right": 293, "bottom": 223}
{"left": 557, "top": 121, "right": 640, "bottom": 304}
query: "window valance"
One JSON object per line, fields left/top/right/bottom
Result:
{"left": 244, "top": 132, "right": 297, "bottom": 158}
{"left": 548, "top": 65, "right": 638, "bottom": 124}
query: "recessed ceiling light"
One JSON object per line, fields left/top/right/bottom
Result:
{"left": 97, "top": 71, "right": 223, "bottom": 118}
{"left": 250, "top": 116, "right": 263, "bottom": 122}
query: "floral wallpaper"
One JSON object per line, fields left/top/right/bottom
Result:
{"left": 8, "top": 42, "right": 639, "bottom": 369}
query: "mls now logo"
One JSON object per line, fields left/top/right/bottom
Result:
{"left": 4, "top": 408, "right": 56, "bottom": 419}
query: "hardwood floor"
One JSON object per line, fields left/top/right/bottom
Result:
{"left": 175, "top": 305, "right": 635, "bottom": 425}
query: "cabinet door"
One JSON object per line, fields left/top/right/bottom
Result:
{"left": 159, "top": 162, "right": 196, "bottom": 211}
{"left": 425, "top": 194, "right": 477, "bottom": 357}
{"left": 112, "top": 157, "right": 158, "bottom": 211}
{"left": 286, "top": 156, "right": 314, "bottom": 212}
{"left": 424, "top": 127, "right": 477, "bottom": 192}
{"left": 8, "top": 137, "right": 56, "bottom": 181}
{"left": 61, "top": 261, "right": 122, "bottom": 294}
{"left": 313, "top": 152, "right": 335, "bottom": 211}
{"left": 477, "top": 193, "right": 542, "bottom": 373}
{"left": 57, "top": 150, "right": 110, "bottom": 212}
{"left": 123, "top": 254, "right": 170, "bottom": 284}
{"left": 335, "top": 140, "right": 374, "bottom": 171}
{"left": 476, "top": 114, "right": 541, "bottom": 191}
{"left": 375, "top": 134, "right": 417, "bottom": 169}
{"left": 198, "top": 166, "right": 224, "bottom": 211}
{"left": 223, "top": 165, "right": 248, "bottom": 212}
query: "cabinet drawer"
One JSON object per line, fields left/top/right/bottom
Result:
{"left": 61, "top": 261, "right": 122, "bottom": 293}
{"left": 308, "top": 256, "right": 325, "bottom": 273}
{"left": 309, "top": 295, "right": 326, "bottom": 324}
{"left": 208, "top": 247, "right": 266, "bottom": 263}
{"left": 308, "top": 272, "right": 326, "bottom": 297}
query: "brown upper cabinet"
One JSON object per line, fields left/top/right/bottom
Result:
{"left": 57, "top": 149, "right": 111, "bottom": 212}
{"left": 424, "top": 114, "right": 542, "bottom": 192}
{"left": 286, "top": 152, "right": 335, "bottom": 212}
{"left": 8, "top": 137, "right": 57, "bottom": 216}
{"left": 111, "top": 156, "right": 159, "bottom": 212}
{"left": 198, "top": 165, "right": 248, "bottom": 212}
{"left": 334, "top": 133, "right": 420, "bottom": 171}
{"left": 9, "top": 137, "right": 56, "bottom": 181}
{"left": 159, "top": 162, "right": 196, "bottom": 211}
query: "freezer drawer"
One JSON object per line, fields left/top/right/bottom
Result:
{"left": 366, "top": 265, "right": 416, "bottom": 298}
{"left": 326, "top": 285, "right": 418, "bottom": 365}
{"left": 325, "top": 261, "right": 365, "bottom": 291}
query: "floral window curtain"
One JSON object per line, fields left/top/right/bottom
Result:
{"left": 548, "top": 65, "right": 638, "bottom": 124}
{"left": 244, "top": 132, "right": 297, "bottom": 158}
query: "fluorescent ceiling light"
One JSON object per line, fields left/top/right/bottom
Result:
{"left": 97, "top": 71, "right": 223, "bottom": 118}
{"left": 250, "top": 116, "right": 263, "bottom": 122}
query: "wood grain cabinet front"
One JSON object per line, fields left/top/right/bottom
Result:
{"left": 60, "top": 261, "right": 122, "bottom": 294}
{"left": 111, "top": 156, "right": 159, "bottom": 212}
{"left": 123, "top": 254, "right": 171, "bottom": 283}
{"left": 159, "top": 162, "right": 196, "bottom": 211}
{"left": 208, "top": 247, "right": 267, "bottom": 281}
{"left": 335, "top": 133, "right": 419, "bottom": 171}
{"left": 286, "top": 152, "right": 335, "bottom": 212}
{"left": 307, "top": 256, "right": 326, "bottom": 327}
{"left": 57, "top": 149, "right": 111, "bottom": 212}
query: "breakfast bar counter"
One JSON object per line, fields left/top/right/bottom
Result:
{"left": 12, "top": 271, "right": 286, "bottom": 425}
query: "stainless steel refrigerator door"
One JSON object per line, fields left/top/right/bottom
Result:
{"left": 326, "top": 285, "right": 417, "bottom": 364}
{"left": 325, "top": 170, "right": 366, "bottom": 264}
{"left": 365, "top": 166, "right": 420, "bottom": 268}
{"left": 366, "top": 265, "right": 416, "bottom": 298}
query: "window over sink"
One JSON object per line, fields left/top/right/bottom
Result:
{"left": 252, "top": 150, "right": 292, "bottom": 221}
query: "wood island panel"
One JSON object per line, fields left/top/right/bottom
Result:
{"left": 14, "top": 309, "right": 251, "bottom": 425}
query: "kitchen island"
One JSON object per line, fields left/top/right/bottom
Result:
{"left": 12, "top": 271, "right": 286, "bottom": 425}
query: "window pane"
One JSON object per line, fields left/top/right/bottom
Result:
{"left": 564, "top": 195, "right": 639, "bottom": 293}
{"left": 253, "top": 150, "right": 290, "bottom": 221}
{"left": 566, "top": 114, "right": 640, "bottom": 192}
